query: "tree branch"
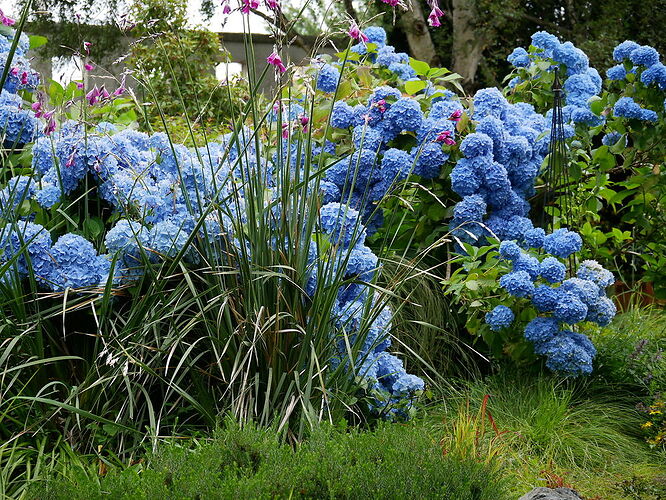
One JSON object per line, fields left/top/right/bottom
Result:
{"left": 250, "top": 8, "right": 311, "bottom": 53}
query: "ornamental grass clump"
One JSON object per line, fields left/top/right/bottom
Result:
{"left": 2, "top": 18, "right": 455, "bottom": 476}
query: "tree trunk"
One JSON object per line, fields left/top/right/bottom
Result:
{"left": 399, "top": 1, "right": 440, "bottom": 66}
{"left": 451, "top": 0, "right": 485, "bottom": 91}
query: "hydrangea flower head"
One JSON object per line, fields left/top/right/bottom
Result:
{"left": 485, "top": 305, "right": 514, "bottom": 331}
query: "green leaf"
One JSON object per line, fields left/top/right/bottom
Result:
{"left": 409, "top": 58, "right": 430, "bottom": 76}
{"left": 404, "top": 79, "right": 427, "bottom": 95}
{"left": 588, "top": 96, "right": 605, "bottom": 115}
{"left": 84, "top": 217, "right": 105, "bottom": 239}
{"left": 29, "top": 35, "right": 48, "bottom": 50}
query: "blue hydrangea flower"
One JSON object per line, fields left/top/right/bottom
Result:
{"left": 559, "top": 277, "right": 600, "bottom": 305}
{"left": 412, "top": 143, "right": 449, "bottom": 179}
{"left": 499, "top": 270, "right": 535, "bottom": 298}
{"left": 485, "top": 305, "right": 515, "bottom": 331}
{"left": 460, "top": 132, "right": 494, "bottom": 158}
{"left": 513, "top": 254, "right": 540, "bottom": 280}
{"left": 601, "top": 131, "right": 624, "bottom": 147}
{"left": 524, "top": 228, "right": 545, "bottom": 249}
{"left": 613, "top": 40, "right": 641, "bottom": 61}
{"left": 316, "top": 63, "right": 340, "bottom": 93}
{"left": 585, "top": 296, "right": 617, "bottom": 326}
{"left": 532, "top": 284, "right": 559, "bottom": 313}
{"left": 576, "top": 260, "right": 614, "bottom": 289}
{"left": 553, "top": 41, "right": 589, "bottom": 75}
{"left": 450, "top": 161, "right": 481, "bottom": 197}
{"left": 543, "top": 332, "right": 594, "bottom": 376}
{"left": 330, "top": 101, "right": 355, "bottom": 128}
{"left": 640, "top": 63, "right": 666, "bottom": 88}
{"left": 524, "top": 316, "right": 559, "bottom": 353}
{"left": 606, "top": 64, "right": 627, "bottom": 80}
{"left": 319, "top": 203, "right": 365, "bottom": 248}
{"left": 364, "top": 26, "right": 387, "bottom": 47}
{"left": 473, "top": 88, "right": 508, "bottom": 120}
{"left": 629, "top": 45, "right": 660, "bottom": 67}
{"left": 553, "top": 291, "right": 588, "bottom": 324}
{"left": 543, "top": 228, "right": 582, "bottom": 258}
{"left": 507, "top": 47, "right": 530, "bottom": 67}
{"left": 384, "top": 98, "right": 423, "bottom": 134}
{"left": 531, "top": 31, "right": 561, "bottom": 55}
{"left": 613, "top": 96, "right": 658, "bottom": 122}
{"left": 499, "top": 240, "right": 521, "bottom": 260}
{"left": 47, "top": 233, "right": 109, "bottom": 291}
{"left": 453, "top": 194, "right": 486, "bottom": 223}
{"left": 539, "top": 256, "right": 566, "bottom": 283}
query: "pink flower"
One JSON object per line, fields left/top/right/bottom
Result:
{"left": 31, "top": 102, "right": 43, "bottom": 117}
{"left": 0, "top": 9, "right": 15, "bottom": 26}
{"left": 347, "top": 21, "right": 369, "bottom": 43}
{"left": 20, "top": 72, "right": 28, "bottom": 85}
{"left": 380, "top": 0, "right": 400, "bottom": 6}
{"left": 76, "top": 82, "right": 84, "bottom": 89}
{"left": 449, "top": 109, "right": 462, "bottom": 122}
{"left": 222, "top": 3, "right": 232, "bottom": 14}
{"left": 241, "top": 0, "right": 260, "bottom": 13}
{"left": 299, "top": 114, "right": 309, "bottom": 131}
{"left": 84, "top": 63, "right": 95, "bottom": 71}
{"left": 10, "top": 67, "right": 19, "bottom": 76}
{"left": 43, "top": 111, "right": 56, "bottom": 136}
{"left": 86, "top": 86, "right": 102, "bottom": 105}
{"left": 427, "top": 3, "right": 445, "bottom": 27}
{"left": 436, "top": 130, "right": 456, "bottom": 146}
{"left": 375, "top": 99, "right": 387, "bottom": 113}
{"left": 281, "top": 122, "right": 289, "bottom": 139}
{"left": 265, "top": 0, "right": 279, "bottom": 10}
{"left": 267, "top": 51, "right": 286, "bottom": 73}
{"left": 83, "top": 41, "right": 92, "bottom": 55}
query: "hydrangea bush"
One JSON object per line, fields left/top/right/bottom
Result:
{"left": 505, "top": 32, "right": 666, "bottom": 297}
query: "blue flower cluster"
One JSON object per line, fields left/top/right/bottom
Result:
{"left": 0, "top": 28, "right": 39, "bottom": 146}
{"left": 449, "top": 88, "right": 549, "bottom": 245}
{"left": 326, "top": 28, "right": 463, "bottom": 233}
{"left": 607, "top": 41, "right": 666, "bottom": 121}
{"left": 508, "top": 31, "right": 603, "bottom": 126}
{"left": 1, "top": 99, "right": 424, "bottom": 414}
{"left": 488, "top": 231, "right": 616, "bottom": 376}
{"left": 350, "top": 27, "right": 415, "bottom": 81}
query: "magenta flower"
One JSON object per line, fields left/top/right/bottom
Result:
{"left": 222, "top": 2, "right": 232, "bottom": 14}
{"left": 20, "top": 72, "right": 29, "bottom": 85}
{"left": 0, "top": 9, "right": 15, "bottom": 26}
{"left": 265, "top": 0, "right": 279, "bottom": 10}
{"left": 241, "top": 0, "right": 260, "bottom": 13}
{"left": 436, "top": 130, "right": 456, "bottom": 145}
{"left": 347, "top": 21, "right": 369, "bottom": 43}
{"left": 86, "top": 86, "right": 102, "bottom": 105}
{"left": 380, "top": 0, "right": 400, "bottom": 6}
{"left": 84, "top": 63, "right": 95, "bottom": 71}
{"left": 267, "top": 51, "right": 286, "bottom": 73}
{"left": 76, "top": 82, "right": 84, "bottom": 90}
{"left": 31, "top": 102, "right": 43, "bottom": 117}
{"left": 449, "top": 109, "right": 462, "bottom": 122}
{"left": 281, "top": 122, "right": 289, "bottom": 139}
{"left": 83, "top": 41, "right": 92, "bottom": 55}
{"left": 43, "top": 111, "right": 57, "bottom": 136}
{"left": 427, "top": 6, "right": 445, "bottom": 27}
{"left": 10, "top": 67, "right": 19, "bottom": 76}
{"left": 375, "top": 99, "right": 387, "bottom": 113}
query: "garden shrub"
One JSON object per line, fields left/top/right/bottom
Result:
{"left": 31, "top": 421, "right": 510, "bottom": 500}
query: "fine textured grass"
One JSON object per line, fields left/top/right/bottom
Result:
{"left": 436, "top": 373, "right": 666, "bottom": 499}
{"left": 27, "top": 420, "right": 510, "bottom": 500}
